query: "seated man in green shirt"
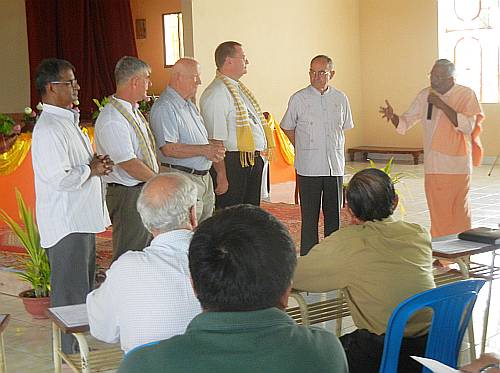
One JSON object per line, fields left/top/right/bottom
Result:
{"left": 294, "top": 168, "right": 436, "bottom": 373}
{"left": 119, "top": 204, "right": 348, "bottom": 373}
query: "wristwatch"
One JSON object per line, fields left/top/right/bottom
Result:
{"left": 479, "top": 363, "right": 500, "bottom": 372}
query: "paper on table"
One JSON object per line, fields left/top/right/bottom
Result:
{"left": 49, "top": 303, "right": 88, "bottom": 327}
{"left": 411, "top": 356, "right": 460, "bottom": 373}
{"left": 432, "top": 239, "right": 490, "bottom": 254}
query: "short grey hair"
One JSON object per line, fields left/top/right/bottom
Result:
{"left": 434, "top": 59, "right": 456, "bottom": 78}
{"left": 311, "top": 55, "right": 334, "bottom": 71}
{"left": 114, "top": 56, "right": 151, "bottom": 86}
{"left": 137, "top": 173, "right": 197, "bottom": 233}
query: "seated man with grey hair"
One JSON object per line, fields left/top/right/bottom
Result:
{"left": 86, "top": 173, "right": 202, "bottom": 353}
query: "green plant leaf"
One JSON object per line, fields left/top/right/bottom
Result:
{"left": 0, "top": 189, "right": 50, "bottom": 297}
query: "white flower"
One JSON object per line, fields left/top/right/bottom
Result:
{"left": 24, "top": 107, "right": 33, "bottom": 115}
{"left": 99, "top": 107, "right": 104, "bottom": 111}
{"left": 36, "top": 102, "right": 44, "bottom": 111}
{"left": 73, "top": 99, "right": 79, "bottom": 106}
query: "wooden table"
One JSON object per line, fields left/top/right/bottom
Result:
{"left": 0, "top": 314, "right": 10, "bottom": 373}
{"left": 347, "top": 146, "right": 424, "bottom": 165}
{"left": 47, "top": 305, "right": 123, "bottom": 373}
{"left": 432, "top": 238, "right": 500, "bottom": 358}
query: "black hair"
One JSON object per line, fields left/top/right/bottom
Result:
{"left": 346, "top": 168, "right": 396, "bottom": 221}
{"left": 35, "top": 58, "right": 75, "bottom": 97}
{"left": 189, "top": 204, "right": 297, "bottom": 312}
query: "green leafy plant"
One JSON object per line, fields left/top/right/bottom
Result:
{"left": 92, "top": 96, "right": 110, "bottom": 121}
{"left": 0, "top": 189, "right": 50, "bottom": 297}
{"left": 0, "top": 113, "right": 16, "bottom": 135}
{"left": 367, "top": 157, "right": 406, "bottom": 185}
{"left": 138, "top": 95, "right": 158, "bottom": 117}
{"left": 92, "top": 95, "right": 158, "bottom": 121}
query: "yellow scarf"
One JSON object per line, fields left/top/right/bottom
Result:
{"left": 216, "top": 71, "right": 275, "bottom": 166}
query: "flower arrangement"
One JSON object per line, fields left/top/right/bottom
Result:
{"left": 92, "top": 96, "right": 110, "bottom": 121}
{"left": 23, "top": 102, "right": 43, "bottom": 129}
{"left": 23, "top": 106, "right": 37, "bottom": 124}
{"left": 138, "top": 94, "right": 158, "bottom": 117}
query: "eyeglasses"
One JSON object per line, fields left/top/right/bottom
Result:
{"left": 309, "top": 70, "right": 330, "bottom": 77}
{"left": 51, "top": 79, "right": 78, "bottom": 87}
{"left": 428, "top": 73, "right": 452, "bottom": 81}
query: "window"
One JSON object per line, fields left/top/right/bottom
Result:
{"left": 163, "top": 12, "right": 184, "bottom": 67}
{"left": 438, "top": 0, "right": 500, "bottom": 103}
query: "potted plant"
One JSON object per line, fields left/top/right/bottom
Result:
{"left": 0, "top": 189, "right": 51, "bottom": 319}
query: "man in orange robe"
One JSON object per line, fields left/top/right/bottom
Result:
{"left": 380, "top": 59, "right": 484, "bottom": 237}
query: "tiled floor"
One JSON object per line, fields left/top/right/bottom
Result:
{"left": 1, "top": 160, "right": 499, "bottom": 372}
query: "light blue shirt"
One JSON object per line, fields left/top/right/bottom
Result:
{"left": 281, "top": 85, "right": 354, "bottom": 177}
{"left": 150, "top": 87, "right": 211, "bottom": 171}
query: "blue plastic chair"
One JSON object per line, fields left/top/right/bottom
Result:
{"left": 378, "top": 279, "right": 486, "bottom": 373}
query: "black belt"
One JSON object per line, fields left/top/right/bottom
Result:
{"left": 107, "top": 182, "right": 145, "bottom": 188}
{"left": 161, "top": 163, "right": 209, "bottom": 176}
{"left": 226, "top": 151, "right": 261, "bottom": 156}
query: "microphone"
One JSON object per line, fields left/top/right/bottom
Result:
{"left": 427, "top": 103, "right": 433, "bottom": 120}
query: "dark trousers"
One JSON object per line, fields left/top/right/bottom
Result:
{"left": 298, "top": 175, "right": 342, "bottom": 256}
{"left": 106, "top": 183, "right": 151, "bottom": 261}
{"left": 340, "top": 329, "right": 428, "bottom": 373}
{"left": 45, "top": 233, "right": 96, "bottom": 354}
{"left": 211, "top": 151, "right": 264, "bottom": 209}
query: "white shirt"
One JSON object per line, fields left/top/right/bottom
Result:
{"left": 150, "top": 87, "right": 211, "bottom": 171}
{"left": 200, "top": 76, "right": 267, "bottom": 151}
{"left": 86, "top": 229, "right": 202, "bottom": 353}
{"left": 281, "top": 85, "right": 354, "bottom": 176}
{"left": 95, "top": 96, "right": 159, "bottom": 186}
{"left": 32, "top": 104, "right": 110, "bottom": 248}
{"left": 397, "top": 85, "right": 476, "bottom": 175}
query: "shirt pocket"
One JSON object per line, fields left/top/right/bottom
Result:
{"left": 326, "top": 103, "right": 345, "bottom": 149}
{"left": 295, "top": 103, "right": 319, "bottom": 150}
{"left": 296, "top": 119, "right": 319, "bottom": 150}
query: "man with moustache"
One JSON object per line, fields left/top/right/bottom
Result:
{"left": 200, "top": 41, "right": 275, "bottom": 209}
{"left": 32, "top": 58, "right": 112, "bottom": 354}
{"left": 150, "top": 58, "right": 225, "bottom": 222}
{"left": 380, "top": 59, "right": 484, "bottom": 237}
{"left": 95, "top": 56, "right": 159, "bottom": 261}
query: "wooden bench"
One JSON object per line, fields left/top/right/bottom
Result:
{"left": 347, "top": 146, "right": 424, "bottom": 165}
{"left": 285, "top": 270, "right": 468, "bottom": 336}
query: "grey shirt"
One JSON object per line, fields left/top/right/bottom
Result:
{"left": 281, "top": 85, "right": 354, "bottom": 177}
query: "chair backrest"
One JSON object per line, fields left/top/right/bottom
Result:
{"left": 378, "top": 279, "right": 486, "bottom": 373}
